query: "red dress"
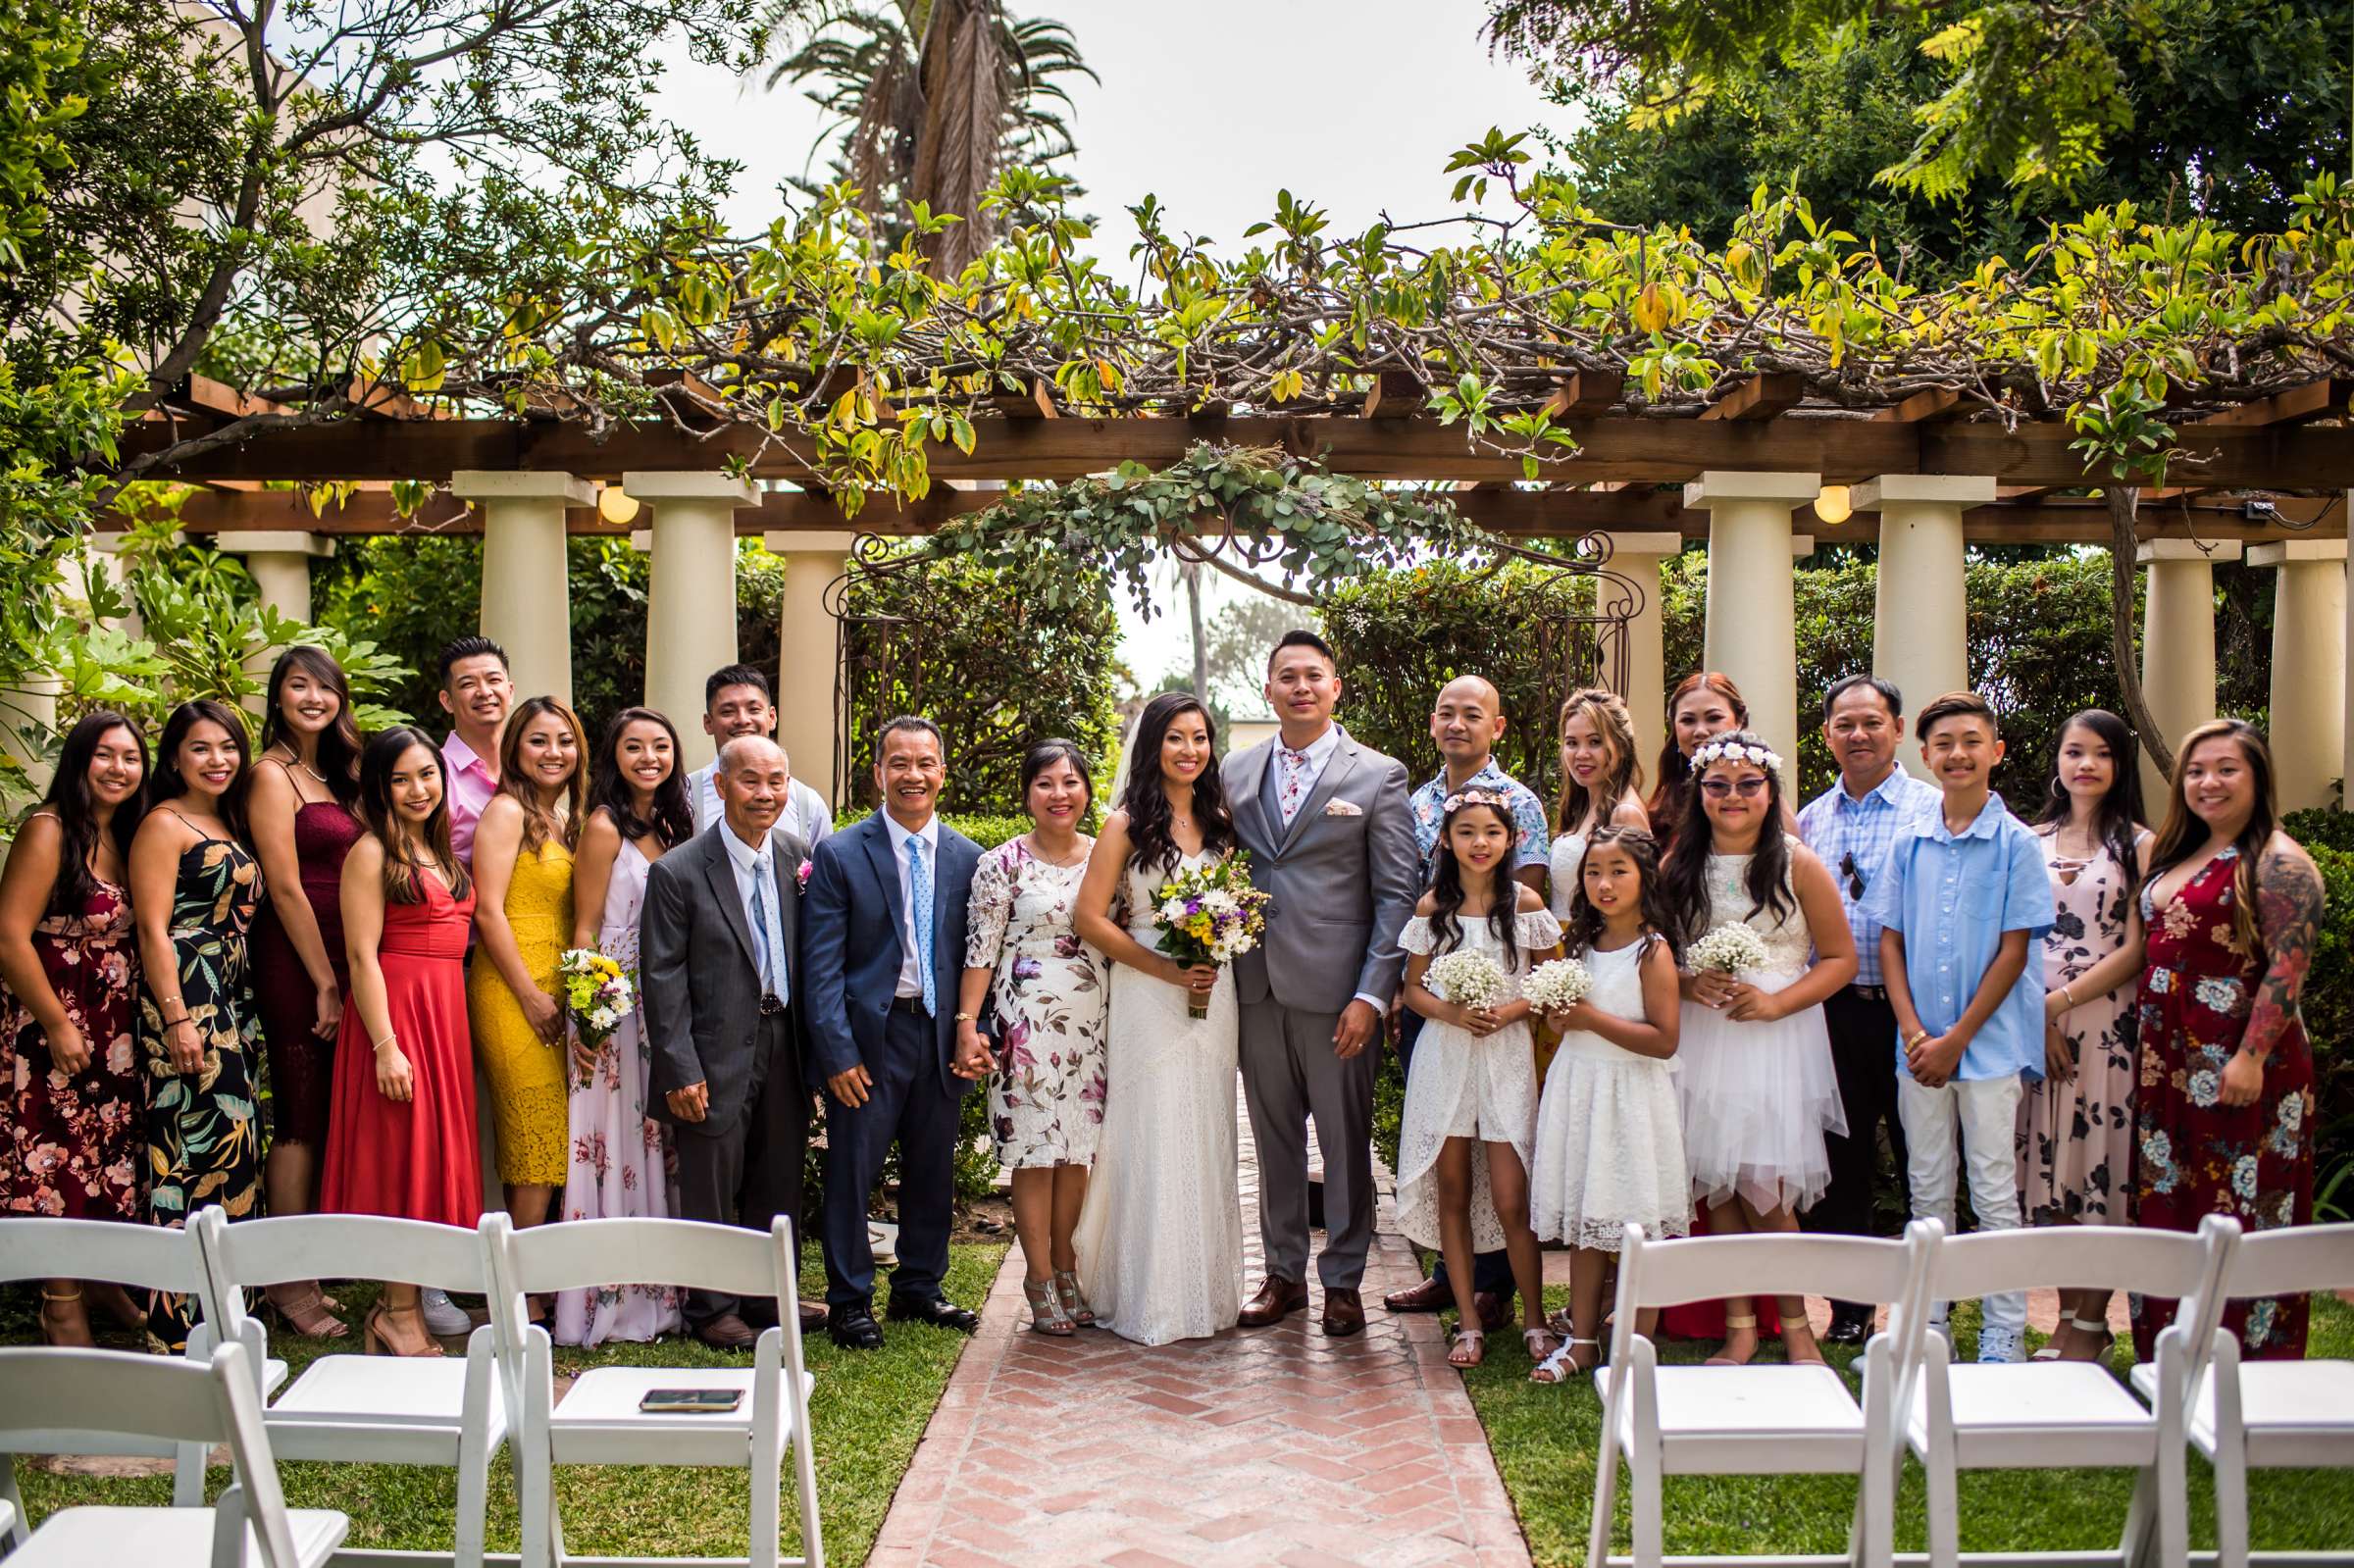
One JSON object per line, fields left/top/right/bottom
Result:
{"left": 252, "top": 800, "right": 364, "bottom": 1148}
{"left": 1, "top": 880, "right": 141, "bottom": 1219}
{"left": 320, "top": 875, "right": 482, "bottom": 1227}
{"left": 2130, "top": 847, "right": 2315, "bottom": 1361}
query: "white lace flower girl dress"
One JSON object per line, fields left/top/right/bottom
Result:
{"left": 1530, "top": 937, "right": 1689, "bottom": 1248}
{"left": 1394, "top": 904, "right": 1563, "bottom": 1249}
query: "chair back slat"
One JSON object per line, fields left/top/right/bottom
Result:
{"left": 1622, "top": 1229, "right": 1919, "bottom": 1309}
{"left": 503, "top": 1217, "right": 786, "bottom": 1297}
{"left": 1929, "top": 1221, "right": 2220, "bottom": 1300}
{"left": 209, "top": 1212, "right": 490, "bottom": 1294}
{"left": 0, "top": 1345, "right": 226, "bottom": 1444}
{"left": 0, "top": 1216, "right": 204, "bottom": 1291}
{"left": 2221, "top": 1222, "right": 2354, "bottom": 1299}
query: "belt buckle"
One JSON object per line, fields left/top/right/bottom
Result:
{"left": 759, "top": 993, "right": 786, "bottom": 1017}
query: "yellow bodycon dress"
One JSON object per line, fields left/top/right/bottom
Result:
{"left": 468, "top": 837, "right": 574, "bottom": 1186}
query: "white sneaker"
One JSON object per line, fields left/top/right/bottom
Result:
{"left": 1976, "top": 1324, "right": 2024, "bottom": 1364}
{"left": 868, "top": 1222, "right": 898, "bottom": 1267}
{"left": 419, "top": 1287, "right": 472, "bottom": 1338}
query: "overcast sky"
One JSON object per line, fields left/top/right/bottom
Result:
{"left": 644, "top": 0, "right": 1570, "bottom": 697}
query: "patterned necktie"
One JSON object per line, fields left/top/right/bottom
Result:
{"left": 1278, "top": 746, "right": 1311, "bottom": 826}
{"left": 749, "top": 871, "right": 776, "bottom": 996}
{"left": 906, "top": 835, "right": 937, "bottom": 1014}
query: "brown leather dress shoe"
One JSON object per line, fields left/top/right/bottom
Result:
{"left": 1473, "top": 1290, "right": 1509, "bottom": 1333}
{"left": 694, "top": 1312, "right": 758, "bottom": 1349}
{"left": 1321, "top": 1288, "right": 1366, "bottom": 1337}
{"left": 1383, "top": 1275, "right": 1452, "bottom": 1313}
{"left": 798, "top": 1300, "right": 829, "bottom": 1334}
{"left": 1237, "top": 1276, "right": 1309, "bottom": 1327}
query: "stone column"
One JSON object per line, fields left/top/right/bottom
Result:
{"left": 2137, "top": 538, "right": 2241, "bottom": 801}
{"left": 765, "top": 530, "right": 856, "bottom": 810}
{"left": 1684, "top": 471, "right": 1820, "bottom": 758}
{"left": 2246, "top": 539, "right": 2347, "bottom": 812}
{"left": 1597, "top": 531, "right": 1683, "bottom": 750}
{"left": 215, "top": 531, "right": 334, "bottom": 626}
{"left": 1855, "top": 475, "right": 1993, "bottom": 780}
{"left": 627, "top": 472, "right": 757, "bottom": 771}
{"left": 452, "top": 471, "right": 590, "bottom": 707}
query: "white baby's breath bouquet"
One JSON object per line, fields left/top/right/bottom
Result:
{"left": 1521, "top": 957, "right": 1595, "bottom": 1015}
{"left": 1688, "top": 922, "right": 1769, "bottom": 977}
{"left": 1426, "top": 948, "right": 1510, "bottom": 1012}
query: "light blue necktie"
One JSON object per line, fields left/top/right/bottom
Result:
{"left": 905, "top": 835, "right": 936, "bottom": 1015}
{"left": 749, "top": 868, "right": 790, "bottom": 1005}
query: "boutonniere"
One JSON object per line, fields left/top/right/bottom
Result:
{"left": 1322, "top": 799, "right": 1363, "bottom": 817}
{"left": 795, "top": 859, "right": 813, "bottom": 890}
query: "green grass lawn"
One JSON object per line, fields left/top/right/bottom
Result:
{"left": 7, "top": 1240, "right": 1004, "bottom": 1562}
{"left": 1464, "top": 1290, "right": 2354, "bottom": 1567}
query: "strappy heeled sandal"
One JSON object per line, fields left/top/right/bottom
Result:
{"left": 1447, "top": 1327, "right": 1486, "bottom": 1368}
{"left": 2036, "top": 1312, "right": 2117, "bottom": 1362}
{"left": 1779, "top": 1319, "right": 1829, "bottom": 1367}
{"left": 1023, "top": 1278, "right": 1076, "bottom": 1337}
{"left": 265, "top": 1281, "right": 350, "bottom": 1339}
{"left": 362, "top": 1303, "right": 446, "bottom": 1358}
{"left": 39, "top": 1286, "right": 95, "bottom": 1347}
{"left": 1051, "top": 1269, "right": 1098, "bottom": 1328}
{"left": 1530, "top": 1336, "right": 1601, "bottom": 1384}
{"left": 1705, "top": 1311, "right": 1760, "bottom": 1367}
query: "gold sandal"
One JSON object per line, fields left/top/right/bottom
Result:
{"left": 39, "top": 1285, "right": 95, "bottom": 1347}
{"left": 1706, "top": 1311, "right": 1760, "bottom": 1367}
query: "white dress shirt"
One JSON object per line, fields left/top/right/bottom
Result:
{"left": 721, "top": 822, "right": 792, "bottom": 1005}
{"left": 880, "top": 811, "right": 940, "bottom": 1000}
{"left": 1272, "top": 722, "right": 1344, "bottom": 826}
{"left": 689, "top": 763, "right": 835, "bottom": 849}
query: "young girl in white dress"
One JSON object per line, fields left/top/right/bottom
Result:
{"left": 1399, "top": 789, "right": 1563, "bottom": 1370}
{"left": 1528, "top": 826, "right": 1687, "bottom": 1383}
{"left": 1660, "top": 732, "right": 1858, "bottom": 1367}
{"left": 1546, "top": 688, "right": 1651, "bottom": 924}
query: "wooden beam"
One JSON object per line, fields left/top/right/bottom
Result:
{"left": 1541, "top": 371, "right": 1624, "bottom": 421}
{"left": 2196, "top": 378, "right": 2354, "bottom": 428}
{"left": 988, "top": 378, "right": 1058, "bottom": 419}
{"left": 1873, "top": 387, "right": 1976, "bottom": 424}
{"left": 1699, "top": 373, "right": 1804, "bottom": 423}
{"left": 171, "top": 375, "right": 287, "bottom": 422}
{"left": 1360, "top": 371, "right": 1426, "bottom": 420}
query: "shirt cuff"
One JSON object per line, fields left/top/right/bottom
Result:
{"left": 1353, "top": 990, "right": 1388, "bottom": 1014}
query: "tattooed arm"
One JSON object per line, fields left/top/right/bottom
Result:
{"left": 2221, "top": 835, "right": 2323, "bottom": 1108}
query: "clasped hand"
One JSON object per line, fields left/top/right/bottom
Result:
{"left": 1690, "top": 969, "right": 1780, "bottom": 1022}
{"left": 1453, "top": 998, "right": 1526, "bottom": 1038}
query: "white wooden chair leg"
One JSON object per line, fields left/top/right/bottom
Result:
{"left": 1631, "top": 1440, "right": 1665, "bottom": 1568}
{"left": 2118, "top": 1471, "right": 2157, "bottom": 1568}
{"left": 1587, "top": 1440, "right": 1620, "bottom": 1568}
{"left": 2154, "top": 1447, "right": 2190, "bottom": 1568}
{"left": 1858, "top": 1453, "right": 1895, "bottom": 1568}
{"left": 2214, "top": 1442, "right": 2249, "bottom": 1568}
{"left": 750, "top": 1436, "right": 783, "bottom": 1568}
{"left": 1923, "top": 1442, "right": 1960, "bottom": 1568}
{"left": 0, "top": 1454, "right": 29, "bottom": 1549}
{"left": 173, "top": 1439, "right": 209, "bottom": 1507}
{"left": 453, "top": 1422, "right": 492, "bottom": 1568}
{"left": 793, "top": 1431, "right": 824, "bottom": 1568}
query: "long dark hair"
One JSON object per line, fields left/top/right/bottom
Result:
{"left": 586, "top": 707, "right": 694, "bottom": 849}
{"left": 2145, "top": 719, "right": 2278, "bottom": 958}
{"left": 2038, "top": 708, "right": 2144, "bottom": 885}
{"left": 359, "top": 726, "right": 471, "bottom": 905}
{"left": 153, "top": 698, "right": 251, "bottom": 837}
{"left": 35, "top": 711, "right": 149, "bottom": 915}
{"left": 1556, "top": 687, "right": 1643, "bottom": 836}
{"left": 1659, "top": 729, "right": 1795, "bottom": 943}
{"left": 1561, "top": 824, "right": 1679, "bottom": 964}
{"left": 1646, "top": 671, "right": 1749, "bottom": 839}
{"left": 1424, "top": 792, "right": 1523, "bottom": 967}
{"left": 1120, "top": 692, "right": 1235, "bottom": 875}
{"left": 493, "top": 694, "right": 587, "bottom": 854}
{"left": 258, "top": 644, "right": 362, "bottom": 808}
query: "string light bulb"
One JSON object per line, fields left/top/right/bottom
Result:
{"left": 1814, "top": 483, "right": 1852, "bottom": 526}
{"left": 597, "top": 484, "right": 640, "bottom": 525}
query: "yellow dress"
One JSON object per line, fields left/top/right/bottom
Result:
{"left": 468, "top": 837, "right": 574, "bottom": 1186}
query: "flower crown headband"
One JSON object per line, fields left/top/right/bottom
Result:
{"left": 1442, "top": 786, "right": 1512, "bottom": 815}
{"left": 1692, "top": 737, "right": 1783, "bottom": 774}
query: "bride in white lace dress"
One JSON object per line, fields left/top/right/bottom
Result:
{"left": 1069, "top": 693, "right": 1245, "bottom": 1345}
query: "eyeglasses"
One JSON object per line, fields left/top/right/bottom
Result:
{"left": 1699, "top": 777, "right": 1768, "bottom": 799}
{"left": 1840, "top": 850, "right": 1867, "bottom": 901}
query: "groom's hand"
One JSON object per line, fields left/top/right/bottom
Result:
{"left": 828, "top": 1063, "right": 874, "bottom": 1108}
{"left": 1332, "top": 999, "right": 1382, "bottom": 1059}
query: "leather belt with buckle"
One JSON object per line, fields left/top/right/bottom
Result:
{"left": 889, "top": 995, "right": 930, "bottom": 1015}
{"left": 758, "top": 993, "right": 787, "bottom": 1017}
{"left": 1848, "top": 984, "right": 1889, "bottom": 1002}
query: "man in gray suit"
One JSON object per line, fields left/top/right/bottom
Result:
{"left": 640, "top": 735, "right": 822, "bottom": 1347}
{"left": 1223, "top": 630, "right": 1421, "bottom": 1336}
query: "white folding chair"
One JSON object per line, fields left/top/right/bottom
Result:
{"left": 0, "top": 1341, "right": 348, "bottom": 1567}
{"left": 0, "top": 1213, "right": 283, "bottom": 1543}
{"left": 2126, "top": 1221, "right": 2354, "bottom": 1568}
{"left": 489, "top": 1215, "right": 822, "bottom": 1568}
{"left": 1589, "top": 1219, "right": 1939, "bottom": 1568}
{"left": 1900, "top": 1214, "right": 2239, "bottom": 1568}
{"left": 191, "top": 1208, "right": 516, "bottom": 1568}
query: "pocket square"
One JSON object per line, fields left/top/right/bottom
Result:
{"left": 1322, "top": 799, "right": 1363, "bottom": 817}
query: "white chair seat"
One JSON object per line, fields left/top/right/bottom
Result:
{"left": 2132, "top": 1356, "right": 2354, "bottom": 1461}
{"left": 12, "top": 1504, "right": 348, "bottom": 1567}
{"left": 260, "top": 1352, "right": 508, "bottom": 1465}
{"left": 549, "top": 1365, "right": 815, "bottom": 1465}
{"left": 1598, "top": 1363, "right": 1867, "bottom": 1473}
{"left": 1911, "top": 1362, "right": 2158, "bottom": 1466}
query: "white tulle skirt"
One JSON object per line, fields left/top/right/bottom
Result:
{"left": 1676, "top": 969, "right": 1847, "bottom": 1215}
{"left": 1530, "top": 1035, "right": 1690, "bottom": 1251}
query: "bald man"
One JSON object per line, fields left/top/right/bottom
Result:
{"left": 1386, "top": 675, "right": 1552, "bottom": 1327}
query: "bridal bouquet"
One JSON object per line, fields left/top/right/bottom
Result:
{"left": 557, "top": 948, "right": 637, "bottom": 1073}
{"left": 1152, "top": 854, "right": 1273, "bottom": 1020}
{"left": 1425, "top": 948, "right": 1510, "bottom": 1014}
{"left": 1521, "top": 957, "right": 1595, "bottom": 1017}
{"left": 1688, "top": 922, "right": 1769, "bottom": 977}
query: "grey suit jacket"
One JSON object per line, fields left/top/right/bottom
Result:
{"left": 1223, "top": 727, "right": 1421, "bottom": 1015}
{"left": 640, "top": 821, "right": 811, "bottom": 1136}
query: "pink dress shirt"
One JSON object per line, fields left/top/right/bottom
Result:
{"left": 440, "top": 732, "right": 499, "bottom": 868}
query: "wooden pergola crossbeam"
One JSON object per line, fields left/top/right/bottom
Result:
{"left": 1699, "top": 373, "right": 1804, "bottom": 422}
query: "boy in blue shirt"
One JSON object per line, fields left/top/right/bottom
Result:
{"left": 1861, "top": 690, "right": 2056, "bottom": 1363}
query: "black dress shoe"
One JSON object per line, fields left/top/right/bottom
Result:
{"left": 1824, "top": 1310, "right": 1871, "bottom": 1346}
{"left": 830, "top": 1303, "right": 884, "bottom": 1350}
{"left": 888, "top": 1293, "right": 980, "bottom": 1333}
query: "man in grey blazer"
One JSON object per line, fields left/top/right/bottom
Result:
{"left": 640, "top": 736, "right": 822, "bottom": 1346}
{"left": 1223, "top": 630, "right": 1421, "bottom": 1336}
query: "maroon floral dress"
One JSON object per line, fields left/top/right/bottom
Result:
{"left": 2131, "top": 847, "right": 2315, "bottom": 1360}
{"left": 1, "top": 880, "right": 142, "bottom": 1220}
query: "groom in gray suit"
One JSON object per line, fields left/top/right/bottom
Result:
{"left": 1224, "top": 630, "right": 1421, "bottom": 1336}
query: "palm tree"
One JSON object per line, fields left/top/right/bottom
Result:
{"left": 759, "top": 0, "right": 1095, "bottom": 273}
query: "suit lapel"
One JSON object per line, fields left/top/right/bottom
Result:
{"left": 860, "top": 817, "right": 913, "bottom": 967}
{"left": 698, "top": 831, "right": 761, "bottom": 971}
{"left": 1280, "top": 731, "right": 1359, "bottom": 853}
{"left": 1232, "top": 741, "right": 1274, "bottom": 852}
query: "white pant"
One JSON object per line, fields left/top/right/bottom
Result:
{"left": 1897, "top": 1072, "right": 2026, "bottom": 1338}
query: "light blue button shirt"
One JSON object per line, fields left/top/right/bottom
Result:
{"left": 1859, "top": 791, "right": 2057, "bottom": 1082}
{"left": 1798, "top": 766, "right": 1940, "bottom": 987}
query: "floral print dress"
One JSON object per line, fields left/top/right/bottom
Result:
{"left": 2, "top": 878, "right": 141, "bottom": 1220}
{"left": 2131, "top": 847, "right": 2314, "bottom": 1360}
{"left": 2015, "top": 832, "right": 2141, "bottom": 1225}
{"left": 139, "top": 829, "right": 265, "bottom": 1351}
{"left": 964, "top": 837, "right": 1108, "bottom": 1168}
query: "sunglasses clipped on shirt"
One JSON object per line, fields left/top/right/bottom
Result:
{"left": 1840, "top": 850, "right": 1867, "bottom": 901}
{"left": 1699, "top": 776, "right": 1768, "bottom": 799}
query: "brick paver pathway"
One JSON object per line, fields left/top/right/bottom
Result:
{"left": 869, "top": 1092, "right": 1531, "bottom": 1568}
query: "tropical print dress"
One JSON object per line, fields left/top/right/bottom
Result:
{"left": 964, "top": 837, "right": 1108, "bottom": 1168}
{"left": 139, "top": 825, "right": 264, "bottom": 1351}
{"left": 1, "top": 877, "right": 141, "bottom": 1220}
{"left": 2130, "top": 847, "right": 2315, "bottom": 1360}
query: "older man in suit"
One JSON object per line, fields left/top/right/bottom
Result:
{"left": 640, "top": 735, "right": 824, "bottom": 1347}
{"left": 1223, "top": 631, "right": 1421, "bottom": 1337}
{"left": 802, "top": 715, "right": 985, "bottom": 1350}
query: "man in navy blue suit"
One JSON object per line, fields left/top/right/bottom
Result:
{"left": 801, "top": 715, "right": 986, "bottom": 1349}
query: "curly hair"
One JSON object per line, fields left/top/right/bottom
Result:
{"left": 1556, "top": 686, "right": 1643, "bottom": 835}
{"left": 1119, "top": 692, "right": 1235, "bottom": 876}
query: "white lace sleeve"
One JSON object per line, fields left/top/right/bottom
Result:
{"left": 1397, "top": 915, "right": 1436, "bottom": 956}
{"left": 1516, "top": 908, "right": 1564, "bottom": 951}
{"left": 963, "top": 844, "right": 1014, "bottom": 970}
